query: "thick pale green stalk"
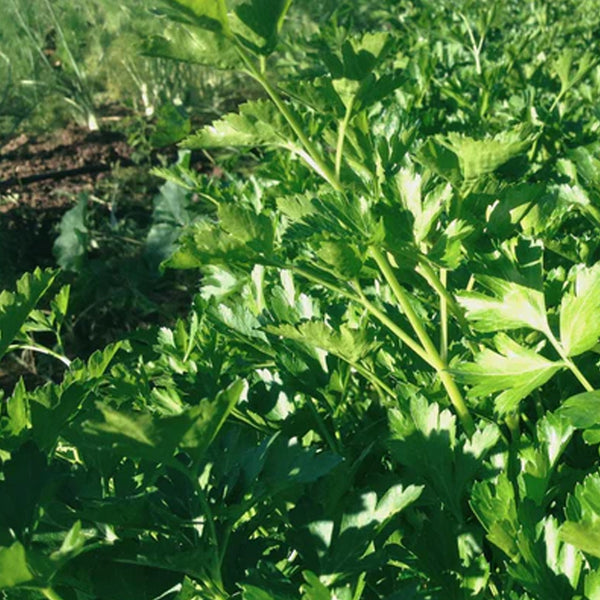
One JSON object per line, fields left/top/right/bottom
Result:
{"left": 439, "top": 268, "right": 448, "bottom": 362}
{"left": 370, "top": 248, "right": 475, "bottom": 435}
{"left": 335, "top": 99, "right": 355, "bottom": 179}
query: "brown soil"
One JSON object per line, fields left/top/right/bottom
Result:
{"left": 0, "top": 123, "right": 158, "bottom": 286}
{"left": 0, "top": 124, "right": 134, "bottom": 212}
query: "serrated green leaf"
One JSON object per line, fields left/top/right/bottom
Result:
{"left": 429, "top": 218, "right": 473, "bottom": 268}
{"left": 0, "top": 268, "right": 56, "bottom": 361}
{"left": 470, "top": 474, "right": 519, "bottom": 559}
{"left": 341, "top": 483, "right": 423, "bottom": 531}
{"left": 559, "top": 263, "right": 600, "bottom": 356}
{"left": 456, "top": 334, "right": 562, "bottom": 414}
{"left": 441, "top": 126, "right": 534, "bottom": 181}
{"left": 560, "top": 523, "right": 600, "bottom": 559}
{"left": 316, "top": 240, "right": 363, "bottom": 278}
{"left": 585, "top": 569, "right": 600, "bottom": 600}
{"left": 558, "top": 391, "right": 600, "bottom": 430}
{"left": 542, "top": 516, "right": 583, "bottom": 589}
{"left": 268, "top": 321, "right": 376, "bottom": 364}
{"left": 301, "top": 571, "right": 330, "bottom": 600}
{"left": 150, "top": 103, "right": 191, "bottom": 147}
{"left": 51, "top": 520, "right": 85, "bottom": 562}
{"left": 457, "top": 274, "right": 548, "bottom": 333}
{"left": 392, "top": 167, "right": 452, "bottom": 245}
{"left": 82, "top": 380, "right": 243, "bottom": 463}
{"left": 4, "top": 379, "right": 29, "bottom": 437}
{"left": 143, "top": 25, "right": 240, "bottom": 69}
{"left": 416, "top": 137, "right": 462, "bottom": 185}
{"left": 160, "top": 0, "right": 229, "bottom": 32}
{"left": 166, "top": 219, "right": 254, "bottom": 269}
{"left": 218, "top": 203, "right": 274, "bottom": 253}
{"left": 243, "top": 584, "right": 293, "bottom": 600}
{"left": 234, "top": 0, "right": 292, "bottom": 54}
{"left": 181, "top": 100, "right": 288, "bottom": 149}
{"left": 182, "top": 379, "right": 246, "bottom": 459}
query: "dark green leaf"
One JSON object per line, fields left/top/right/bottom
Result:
{"left": 53, "top": 196, "right": 89, "bottom": 272}
{"left": 0, "top": 268, "right": 56, "bottom": 360}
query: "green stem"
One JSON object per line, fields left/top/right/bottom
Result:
{"left": 288, "top": 265, "right": 432, "bottom": 366}
{"left": 237, "top": 49, "right": 342, "bottom": 192}
{"left": 171, "top": 461, "right": 225, "bottom": 591}
{"left": 545, "top": 329, "right": 594, "bottom": 392}
{"left": 370, "top": 248, "right": 475, "bottom": 435}
{"left": 353, "top": 572, "right": 367, "bottom": 600}
{"left": 9, "top": 343, "right": 71, "bottom": 367}
{"left": 335, "top": 99, "right": 354, "bottom": 179}
{"left": 416, "top": 260, "right": 479, "bottom": 355}
{"left": 348, "top": 359, "right": 396, "bottom": 398}
{"left": 439, "top": 268, "right": 448, "bottom": 362}
{"left": 41, "top": 588, "right": 65, "bottom": 600}
{"left": 307, "top": 396, "right": 342, "bottom": 454}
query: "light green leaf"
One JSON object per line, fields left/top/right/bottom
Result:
{"left": 585, "top": 569, "right": 600, "bottom": 600}
{"left": 218, "top": 203, "right": 274, "bottom": 253}
{"left": 393, "top": 167, "right": 451, "bottom": 245}
{"left": 458, "top": 275, "right": 548, "bottom": 333}
{"left": 301, "top": 571, "right": 330, "bottom": 600}
{"left": 441, "top": 126, "right": 534, "bottom": 181}
{"left": 552, "top": 49, "right": 596, "bottom": 95}
{"left": 243, "top": 584, "right": 293, "bottom": 600}
{"left": 341, "top": 484, "right": 423, "bottom": 532}
{"left": 143, "top": 25, "right": 240, "bottom": 69}
{"left": 0, "top": 542, "right": 34, "bottom": 588}
{"left": 429, "top": 218, "right": 474, "bottom": 268}
{"left": 316, "top": 240, "right": 363, "bottom": 278}
{"left": 166, "top": 219, "right": 258, "bottom": 269}
{"left": 470, "top": 474, "right": 519, "bottom": 559}
{"left": 160, "top": 0, "right": 229, "bottom": 32}
{"left": 268, "top": 321, "right": 377, "bottom": 364}
{"left": 181, "top": 100, "right": 288, "bottom": 148}
{"left": 456, "top": 334, "right": 562, "bottom": 415}
{"left": 51, "top": 520, "right": 86, "bottom": 562}
{"left": 557, "top": 391, "right": 600, "bottom": 429}
{"left": 560, "top": 522, "right": 600, "bottom": 559}
{"left": 559, "top": 263, "right": 600, "bottom": 356}
{"left": 560, "top": 472, "right": 600, "bottom": 557}
{"left": 4, "top": 379, "right": 29, "bottom": 436}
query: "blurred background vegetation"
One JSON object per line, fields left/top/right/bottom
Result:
{"left": 0, "top": 0, "right": 346, "bottom": 140}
